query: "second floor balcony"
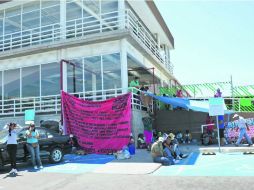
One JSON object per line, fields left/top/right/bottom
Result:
{"left": 0, "top": 8, "right": 173, "bottom": 74}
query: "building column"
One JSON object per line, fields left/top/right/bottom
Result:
{"left": 120, "top": 39, "right": 128, "bottom": 93}
{"left": 118, "top": 0, "right": 125, "bottom": 29}
{"left": 60, "top": 0, "right": 66, "bottom": 39}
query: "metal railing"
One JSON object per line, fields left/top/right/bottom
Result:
{"left": 190, "top": 97, "right": 254, "bottom": 113}
{"left": 0, "top": 87, "right": 153, "bottom": 117}
{"left": 126, "top": 9, "right": 173, "bottom": 74}
{"left": 0, "top": 9, "right": 173, "bottom": 74}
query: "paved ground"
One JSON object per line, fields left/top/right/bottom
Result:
{"left": 1, "top": 145, "right": 254, "bottom": 190}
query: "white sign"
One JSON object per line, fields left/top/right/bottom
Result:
{"left": 209, "top": 98, "right": 224, "bottom": 116}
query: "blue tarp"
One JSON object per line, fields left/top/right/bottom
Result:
{"left": 147, "top": 93, "right": 190, "bottom": 109}
{"left": 146, "top": 93, "right": 233, "bottom": 114}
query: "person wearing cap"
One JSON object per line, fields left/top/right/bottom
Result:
{"left": 233, "top": 114, "right": 253, "bottom": 146}
{"left": 162, "top": 134, "right": 179, "bottom": 164}
{"left": 151, "top": 137, "right": 171, "bottom": 166}
{"left": 168, "top": 133, "right": 188, "bottom": 159}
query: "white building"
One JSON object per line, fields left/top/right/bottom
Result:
{"left": 0, "top": 0, "right": 176, "bottom": 128}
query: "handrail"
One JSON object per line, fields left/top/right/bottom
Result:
{"left": 0, "top": 87, "right": 153, "bottom": 116}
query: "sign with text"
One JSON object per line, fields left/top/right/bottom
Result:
{"left": 62, "top": 91, "right": 131, "bottom": 154}
{"left": 209, "top": 98, "right": 224, "bottom": 116}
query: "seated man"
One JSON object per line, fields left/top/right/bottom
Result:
{"left": 151, "top": 137, "right": 171, "bottom": 166}
{"left": 162, "top": 135, "right": 179, "bottom": 165}
{"left": 168, "top": 133, "right": 188, "bottom": 159}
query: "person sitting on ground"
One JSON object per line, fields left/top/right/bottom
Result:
{"left": 162, "top": 135, "right": 179, "bottom": 165}
{"left": 69, "top": 134, "right": 80, "bottom": 153}
{"left": 137, "top": 133, "right": 147, "bottom": 149}
{"left": 176, "top": 131, "right": 184, "bottom": 143}
{"left": 184, "top": 130, "right": 192, "bottom": 144}
{"left": 168, "top": 133, "right": 188, "bottom": 159}
{"left": 151, "top": 137, "right": 171, "bottom": 166}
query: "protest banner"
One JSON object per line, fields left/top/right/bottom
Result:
{"left": 62, "top": 91, "right": 131, "bottom": 154}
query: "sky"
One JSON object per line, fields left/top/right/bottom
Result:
{"left": 154, "top": 0, "right": 254, "bottom": 86}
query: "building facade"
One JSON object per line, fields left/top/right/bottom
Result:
{"left": 0, "top": 0, "right": 175, "bottom": 126}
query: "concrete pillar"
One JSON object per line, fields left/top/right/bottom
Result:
{"left": 120, "top": 39, "right": 128, "bottom": 93}
{"left": 118, "top": 0, "right": 125, "bottom": 29}
{"left": 60, "top": 0, "right": 66, "bottom": 39}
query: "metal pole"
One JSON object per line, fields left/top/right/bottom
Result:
{"left": 230, "top": 75, "right": 234, "bottom": 111}
{"left": 216, "top": 115, "right": 221, "bottom": 152}
{"left": 152, "top": 67, "right": 155, "bottom": 94}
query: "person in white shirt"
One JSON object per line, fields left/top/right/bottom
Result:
{"left": 233, "top": 114, "right": 253, "bottom": 146}
{"left": 7, "top": 123, "right": 18, "bottom": 174}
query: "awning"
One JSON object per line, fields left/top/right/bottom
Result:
{"left": 146, "top": 93, "right": 233, "bottom": 114}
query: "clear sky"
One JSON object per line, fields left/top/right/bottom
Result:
{"left": 154, "top": 0, "right": 254, "bottom": 86}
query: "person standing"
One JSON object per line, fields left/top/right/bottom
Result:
{"left": 233, "top": 114, "right": 253, "bottom": 146}
{"left": 26, "top": 124, "right": 43, "bottom": 169}
{"left": 7, "top": 123, "right": 18, "bottom": 174}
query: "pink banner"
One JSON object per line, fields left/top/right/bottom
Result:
{"left": 62, "top": 91, "right": 131, "bottom": 154}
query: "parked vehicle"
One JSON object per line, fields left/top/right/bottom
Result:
{"left": 0, "top": 127, "right": 72, "bottom": 170}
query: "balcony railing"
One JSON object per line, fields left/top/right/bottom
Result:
{"left": 0, "top": 9, "right": 173, "bottom": 74}
{"left": 0, "top": 88, "right": 152, "bottom": 117}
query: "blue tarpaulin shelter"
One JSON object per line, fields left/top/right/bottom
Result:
{"left": 146, "top": 93, "right": 233, "bottom": 114}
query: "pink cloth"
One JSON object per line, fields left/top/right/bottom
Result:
{"left": 144, "top": 130, "right": 153, "bottom": 144}
{"left": 62, "top": 91, "right": 132, "bottom": 154}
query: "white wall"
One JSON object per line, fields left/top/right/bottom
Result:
{"left": 0, "top": 40, "right": 121, "bottom": 70}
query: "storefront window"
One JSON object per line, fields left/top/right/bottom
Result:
{"left": 102, "top": 53, "right": 121, "bottom": 90}
{"left": 41, "top": 63, "right": 60, "bottom": 96}
{"left": 67, "top": 59, "right": 83, "bottom": 93}
{"left": 4, "top": 69, "right": 20, "bottom": 99}
{"left": 22, "top": 65, "right": 40, "bottom": 97}
{"left": 84, "top": 56, "right": 102, "bottom": 92}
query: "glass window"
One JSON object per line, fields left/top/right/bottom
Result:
{"left": 37, "top": 128, "right": 47, "bottom": 139}
{"left": 41, "top": 5, "right": 60, "bottom": 26}
{"left": 102, "top": 53, "right": 121, "bottom": 90}
{"left": 22, "top": 1, "right": 40, "bottom": 13}
{"left": 0, "top": 72, "right": 2, "bottom": 106}
{"left": 67, "top": 59, "right": 83, "bottom": 93}
{"left": 41, "top": 0, "right": 60, "bottom": 9}
{"left": 101, "top": 0, "right": 118, "bottom": 13}
{"left": 4, "top": 69, "right": 20, "bottom": 99}
{"left": 22, "top": 10, "right": 40, "bottom": 29}
{"left": 0, "top": 18, "right": 3, "bottom": 37}
{"left": 5, "top": 6, "right": 21, "bottom": 17}
{"left": 84, "top": 56, "right": 102, "bottom": 92}
{"left": 83, "top": 0, "right": 100, "bottom": 15}
{"left": 66, "top": 2, "right": 82, "bottom": 21}
{"left": 4, "top": 15, "right": 21, "bottom": 35}
{"left": 41, "top": 63, "right": 60, "bottom": 96}
{"left": 67, "top": 63, "right": 75, "bottom": 93}
{"left": 101, "top": 0, "right": 118, "bottom": 32}
{"left": 22, "top": 65, "right": 40, "bottom": 97}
